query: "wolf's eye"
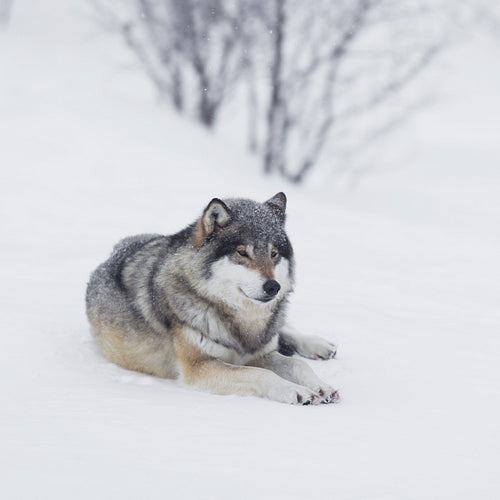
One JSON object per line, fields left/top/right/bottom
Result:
{"left": 271, "top": 249, "right": 279, "bottom": 259}
{"left": 237, "top": 249, "right": 249, "bottom": 257}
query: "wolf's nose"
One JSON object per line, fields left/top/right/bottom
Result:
{"left": 263, "top": 279, "right": 280, "bottom": 297}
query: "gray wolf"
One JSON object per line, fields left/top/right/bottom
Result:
{"left": 86, "top": 193, "right": 339, "bottom": 405}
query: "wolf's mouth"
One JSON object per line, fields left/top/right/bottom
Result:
{"left": 238, "top": 287, "right": 274, "bottom": 303}
{"left": 256, "top": 296, "right": 274, "bottom": 303}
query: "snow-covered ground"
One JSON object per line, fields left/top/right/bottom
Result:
{"left": 1, "top": 2, "right": 499, "bottom": 499}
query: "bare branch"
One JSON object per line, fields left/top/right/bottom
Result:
{"left": 336, "top": 42, "right": 441, "bottom": 120}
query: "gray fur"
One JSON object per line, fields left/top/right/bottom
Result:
{"left": 86, "top": 193, "right": 339, "bottom": 404}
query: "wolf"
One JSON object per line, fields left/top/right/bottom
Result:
{"left": 86, "top": 193, "right": 339, "bottom": 405}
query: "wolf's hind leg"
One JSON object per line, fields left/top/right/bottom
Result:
{"left": 278, "top": 327, "right": 337, "bottom": 360}
{"left": 249, "top": 352, "right": 339, "bottom": 404}
{"left": 90, "top": 320, "right": 177, "bottom": 378}
{"left": 173, "top": 326, "right": 321, "bottom": 405}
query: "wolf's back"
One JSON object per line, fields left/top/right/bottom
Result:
{"left": 85, "top": 233, "right": 180, "bottom": 378}
{"left": 85, "top": 233, "right": 164, "bottom": 324}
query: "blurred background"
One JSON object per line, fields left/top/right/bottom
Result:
{"left": 1, "top": 1, "right": 499, "bottom": 499}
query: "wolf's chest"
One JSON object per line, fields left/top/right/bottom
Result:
{"left": 188, "top": 326, "right": 279, "bottom": 365}
{"left": 187, "top": 304, "right": 278, "bottom": 362}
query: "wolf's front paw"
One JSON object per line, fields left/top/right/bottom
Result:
{"left": 297, "top": 336, "right": 337, "bottom": 360}
{"left": 271, "top": 384, "right": 321, "bottom": 406}
{"left": 294, "top": 390, "right": 321, "bottom": 406}
{"left": 316, "top": 386, "right": 340, "bottom": 404}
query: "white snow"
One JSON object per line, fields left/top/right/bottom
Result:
{"left": 1, "top": 2, "right": 499, "bottom": 499}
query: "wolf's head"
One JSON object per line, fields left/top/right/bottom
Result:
{"left": 195, "top": 193, "right": 294, "bottom": 307}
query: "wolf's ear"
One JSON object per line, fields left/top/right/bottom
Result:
{"left": 265, "top": 192, "right": 287, "bottom": 223}
{"left": 200, "top": 198, "right": 231, "bottom": 239}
